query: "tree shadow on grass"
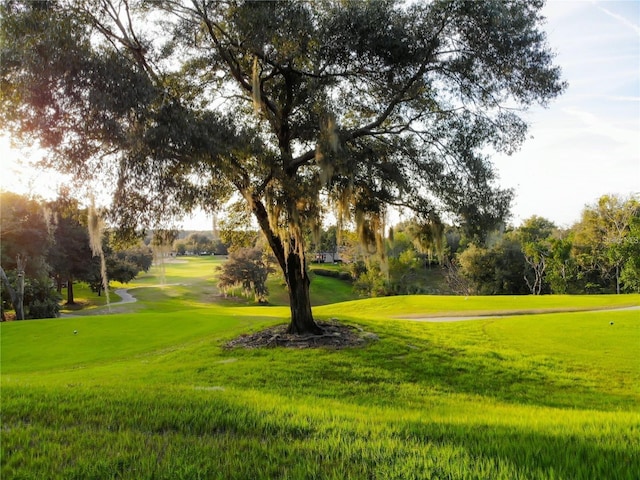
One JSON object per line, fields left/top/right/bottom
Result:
{"left": 370, "top": 345, "right": 635, "bottom": 411}
{"left": 4, "top": 382, "right": 636, "bottom": 480}
{"left": 395, "top": 418, "right": 638, "bottom": 480}
{"left": 221, "top": 319, "right": 638, "bottom": 412}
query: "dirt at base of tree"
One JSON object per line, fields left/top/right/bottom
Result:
{"left": 225, "top": 320, "right": 379, "bottom": 349}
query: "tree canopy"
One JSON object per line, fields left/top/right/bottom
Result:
{"left": 0, "top": 0, "right": 565, "bottom": 333}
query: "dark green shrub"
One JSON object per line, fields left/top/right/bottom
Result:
{"left": 23, "top": 276, "right": 61, "bottom": 319}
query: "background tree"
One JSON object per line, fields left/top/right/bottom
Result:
{"left": 572, "top": 195, "right": 639, "bottom": 294}
{"left": 1, "top": 268, "right": 61, "bottom": 320}
{"left": 85, "top": 240, "right": 153, "bottom": 295}
{"left": 184, "top": 233, "right": 214, "bottom": 255}
{"left": 20, "top": 274, "right": 61, "bottom": 319}
{"left": 454, "top": 233, "right": 528, "bottom": 295}
{"left": 210, "top": 239, "right": 229, "bottom": 256}
{"left": 518, "top": 216, "right": 555, "bottom": 295}
{"left": 0, "top": 0, "right": 565, "bottom": 333}
{"left": 545, "top": 234, "right": 578, "bottom": 294}
{"left": 456, "top": 244, "right": 496, "bottom": 295}
{"left": 0, "top": 192, "right": 54, "bottom": 319}
{"left": 492, "top": 235, "right": 530, "bottom": 294}
{"left": 217, "top": 247, "right": 274, "bottom": 303}
{"left": 174, "top": 241, "right": 188, "bottom": 256}
{"left": 618, "top": 212, "right": 640, "bottom": 293}
{"left": 115, "top": 243, "right": 154, "bottom": 274}
{"left": 46, "top": 193, "right": 93, "bottom": 305}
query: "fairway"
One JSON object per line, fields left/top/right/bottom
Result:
{"left": 2, "top": 258, "right": 639, "bottom": 479}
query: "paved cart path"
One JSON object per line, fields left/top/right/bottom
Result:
{"left": 113, "top": 288, "right": 137, "bottom": 304}
{"left": 400, "top": 305, "right": 640, "bottom": 322}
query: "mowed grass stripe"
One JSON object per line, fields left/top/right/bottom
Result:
{"left": 315, "top": 293, "right": 640, "bottom": 319}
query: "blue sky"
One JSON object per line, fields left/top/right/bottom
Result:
{"left": 2, "top": 0, "right": 638, "bottom": 230}
{"left": 492, "top": 0, "right": 639, "bottom": 227}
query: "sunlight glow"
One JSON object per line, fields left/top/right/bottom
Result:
{"left": 0, "top": 135, "right": 67, "bottom": 200}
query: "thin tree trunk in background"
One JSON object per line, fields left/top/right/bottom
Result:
{"left": 15, "top": 255, "right": 27, "bottom": 320}
{"left": 0, "top": 266, "right": 23, "bottom": 320}
{"left": 16, "top": 271, "right": 25, "bottom": 319}
{"left": 66, "top": 275, "right": 75, "bottom": 305}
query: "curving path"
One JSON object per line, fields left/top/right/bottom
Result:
{"left": 113, "top": 288, "right": 137, "bottom": 304}
{"left": 59, "top": 288, "right": 138, "bottom": 317}
{"left": 400, "top": 305, "right": 640, "bottom": 322}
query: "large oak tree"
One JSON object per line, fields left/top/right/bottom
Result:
{"left": 0, "top": 0, "right": 565, "bottom": 333}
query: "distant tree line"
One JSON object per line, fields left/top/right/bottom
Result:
{"left": 450, "top": 194, "right": 639, "bottom": 296}
{"left": 173, "top": 233, "right": 228, "bottom": 257}
{"left": 334, "top": 194, "right": 639, "bottom": 297}
{"left": 215, "top": 193, "right": 639, "bottom": 302}
{"left": 4, "top": 190, "right": 635, "bottom": 319}
{"left": 1, "top": 191, "right": 153, "bottom": 320}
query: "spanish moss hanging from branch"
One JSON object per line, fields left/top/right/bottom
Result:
{"left": 88, "top": 198, "right": 110, "bottom": 312}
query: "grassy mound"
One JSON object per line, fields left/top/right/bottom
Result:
{"left": 2, "top": 258, "right": 638, "bottom": 479}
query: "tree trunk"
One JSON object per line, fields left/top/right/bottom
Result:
{"left": 0, "top": 266, "right": 24, "bottom": 320}
{"left": 66, "top": 275, "right": 75, "bottom": 305}
{"left": 15, "top": 255, "right": 27, "bottom": 320}
{"left": 16, "top": 271, "right": 25, "bottom": 320}
{"left": 249, "top": 195, "right": 322, "bottom": 335}
{"left": 285, "top": 250, "right": 322, "bottom": 335}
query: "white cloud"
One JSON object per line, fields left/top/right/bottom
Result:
{"left": 595, "top": 2, "right": 640, "bottom": 36}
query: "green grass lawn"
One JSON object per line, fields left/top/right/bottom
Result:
{"left": 2, "top": 257, "right": 639, "bottom": 479}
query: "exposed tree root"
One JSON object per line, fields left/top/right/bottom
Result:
{"left": 225, "top": 320, "right": 378, "bottom": 350}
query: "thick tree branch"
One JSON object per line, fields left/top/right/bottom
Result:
{"left": 288, "top": 63, "right": 430, "bottom": 172}
{"left": 247, "top": 195, "right": 287, "bottom": 273}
